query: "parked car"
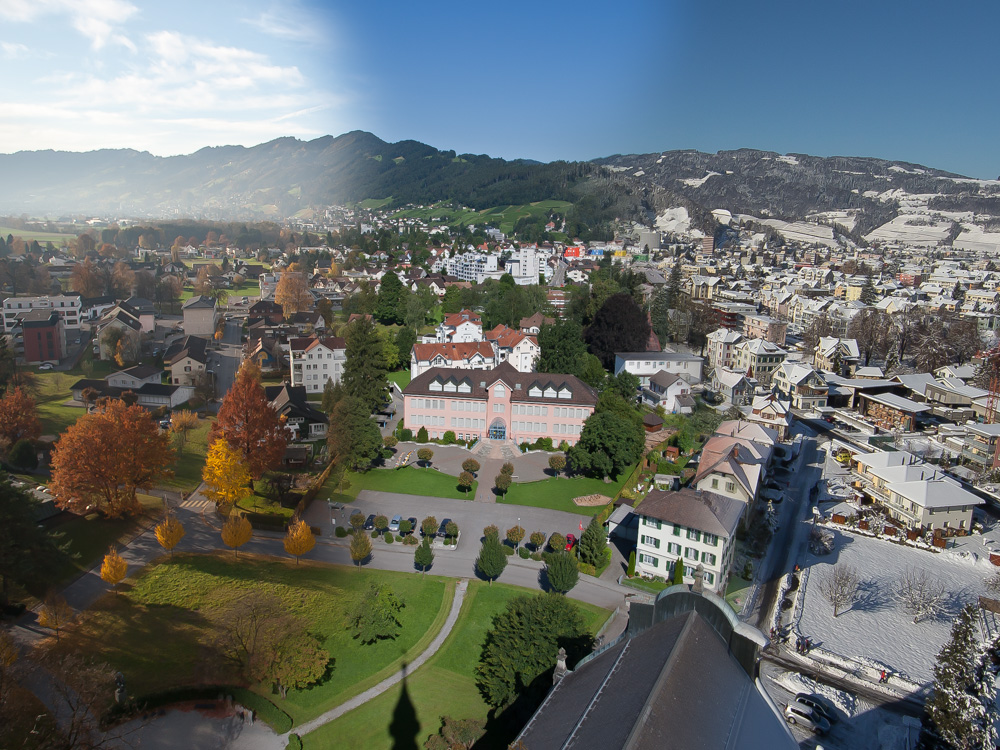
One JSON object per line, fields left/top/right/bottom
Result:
{"left": 159, "top": 419, "right": 171, "bottom": 429}
{"left": 405, "top": 517, "right": 418, "bottom": 535}
{"left": 793, "top": 693, "right": 838, "bottom": 724}
{"left": 363, "top": 514, "right": 376, "bottom": 530}
{"left": 38, "top": 362, "right": 54, "bottom": 371}
{"left": 565, "top": 533, "right": 577, "bottom": 551}
{"left": 389, "top": 515, "right": 402, "bottom": 533}
{"left": 438, "top": 518, "right": 453, "bottom": 537}
{"left": 784, "top": 701, "right": 830, "bottom": 734}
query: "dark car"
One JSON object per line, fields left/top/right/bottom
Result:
{"left": 406, "top": 517, "right": 418, "bottom": 535}
{"left": 363, "top": 514, "right": 376, "bottom": 530}
{"left": 565, "top": 533, "right": 577, "bottom": 551}
{"left": 438, "top": 518, "right": 453, "bottom": 537}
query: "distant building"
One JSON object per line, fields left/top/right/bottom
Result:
{"left": 3, "top": 293, "right": 82, "bottom": 333}
{"left": 181, "top": 295, "right": 219, "bottom": 338}
{"left": 410, "top": 341, "right": 496, "bottom": 380}
{"left": 288, "top": 336, "right": 346, "bottom": 394}
{"left": 436, "top": 309, "right": 483, "bottom": 343}
{"left": 741, "top": 314, "right": 787, "bottom": 345}
{"left": 613, "top": 352, "right": 704, "bottom": 386}
{"left": 18, "top": 310, "right": 65, "bottom": 364}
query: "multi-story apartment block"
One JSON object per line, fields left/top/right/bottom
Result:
{"left": 851, "top": 450, "right": 983, "bottom": 532}
{"left": 961, "top": 423, "right": 1000, "bottom": 469}
{"left": 773, "top": 362, "right": 828, "bottom": 410}
{"left": 484, "top": 325, "right": 539, "bottom": 373}
{"left": 634, "top": 488, "right": 742, "bottom": 593}
{"left": 741, "top": 314, "right": 787, "bottom": 345}
{"left": 446, "top": 253, "right": 504, "bottom": 284}
{"left": 402, "top": 363, "right": 596, "bottom": 445}
{"left": 17, "top": 310, "right": 66, "bottom": 363}
{"left": 3, "top": 293, "right": 82, "bottom": 332}
{"left": 289, "top": 336, "right": 347, "bottom": 394}
{"left": 706, "top": 328, "right": 743, "bottom": 370}
{"left": 732, "top": 338, "right": 787, "bottom": 388}
{"left": 613, "top": 352, "right": 704, "bottom": 386}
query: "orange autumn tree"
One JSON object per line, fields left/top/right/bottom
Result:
{"left": 50, "top": 398, "right": 174, "bottom": 518}
{"left": 210, "top": 360, "right": 287, "bottom": 488}
{"left": 0, "top": 386, "right": 42, "bottom": 446}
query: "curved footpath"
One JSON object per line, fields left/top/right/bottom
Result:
{"left": 292, "top": 578, "right": 469, "bottom": 738}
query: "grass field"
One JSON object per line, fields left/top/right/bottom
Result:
{"left": 390, "top": 200, "right": 572, "bottom": 235}
{"left": 303, "top": 580, "right": 609, "bottom": 750}
{"left": 498, "top": 470, "right": 631, "bottom": 516}
{"left": 329, "top": 466, "right": 477, "bottom": 503}
{"left": 387, "top": 370, "right": 411, "bottom": 390}
{"left": 45, "top": 493, "right": 164, "bottom": 592}
{"left": 51, "top": 555, "right": 453, "bottom": 727}
{"left": 34, "top": 373, "right": 87, "bottom": 436}
{"left": 158, "top": 418, "right": 213, "bottom": 492}
{"left": 0, "top": 225, "right": 77, "bottom": 244}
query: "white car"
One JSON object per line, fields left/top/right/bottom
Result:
{"left": 38, "top": 362, "right": 54, "bottom": 370}
{"left": 784, "top": 701, "right": 830, "bottom": 734}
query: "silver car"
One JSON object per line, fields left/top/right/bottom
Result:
{"left": 784, "top": 700, "right": 830, "bottom": 734}
{"left": 389, "top": 515, "right": 402, "bottom": 533}
{"left": 794, "top": 693, "right": 838, "bottom": 724}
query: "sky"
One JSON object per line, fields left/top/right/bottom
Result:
{"left": 1, "top": 0, "right": 999, "bottom": 178}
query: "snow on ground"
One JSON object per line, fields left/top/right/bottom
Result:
{"left": 955, "top": 225, "right": 1000, "bottom": 254}
{"left": 773, "top": 670, "right": 859, "bottom": 718}
{"left": 757, "top": 218, "right": 838, "bottom": 247}
{"left": 654, "top": 206, "right": 691, "bottom": 234}
{"left": 679, "top": 171, "right": 720, "bottom": 187}
{"left": 777, "top": 155, "right": 800, "bottom": 166}
{"left": 798, "top": 527, "right": 993, "bottom": 686}
{"left": 865, "top": 214, "right": 954, "bottom": 245}
{"left": 807, "top": 210, "right": 858, "bottom": 232}
{"left": 712, "top": 208, "right": 733, "bottom": 225}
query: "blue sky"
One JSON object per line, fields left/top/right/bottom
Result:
{"left": 1, "top": 0, "right": 998, "bottom": 178}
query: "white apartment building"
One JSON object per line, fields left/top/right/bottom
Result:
{"left": 634, "top": 488, "right": 743, "bottom": 594}
{"left": 504, "top": 245, "right": 545, "bottom": 285}
{"left": 3, "top": 293, "right": 83, "bottom": 332}
{"left": 613, "top": 352, "right": 704, "bottom": 385}
{"left": 706, "top": 328, "right": 743, "bottom": 370}
{"left": 289, "top": 336, "right": 347, "bottom": 394}
{"left": 447, "top": 252, "right": 505, "bottom": 284}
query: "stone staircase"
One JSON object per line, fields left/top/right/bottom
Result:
{"left": 473, "top": 440, "right": 520, "bottom": 461}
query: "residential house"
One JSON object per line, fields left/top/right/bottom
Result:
{"left": 402, "top": 362, "right": 597, "bottom": 445}
{"left": 705, "top": 328, "right": 743, "bottom": 370}
{"left": 164, "top": 335, "right": 208, "bottom": 387}
{"left": 266, "top": 384, "right": 328, "bottom": 441}
{"left": 712, "top": 367, "right": 753, "bottom": 405}
{"left": 693, "top": 433, "right": 773, "bottom": 513}
{"left": 436, "top": 309, "right": 483, "bottom": 343}
{"left": 123, "top": 297, "right": 156, "bottom": 333}
{"left": 93, "top": 304, "right": 143, "bottom": 362}
{"left": 961, "top": 423, "right": 1000, "bottom": 469}
{"left": 745, "top": 393, "right": 793, "bottom": 441}
{"left": 181, "top": 295, "right": 219, "bottom": 338}
{"left": 858, "top": 391, "right": 931, "bottom": 431}
{"left": 106, "top": 364, "right": 162, "bottom": 390}
{"left": 772, "top": 362, "right": 828, "bottom": 410}
{"left": 641, "top": 371, "right": 695, "bottom": 414}
{"left": 732, "top": 338, "right": 786, "bottom": 388}
{"left": 851, "top": 450, "right": 983, "bottom": 531}
{"left": 633, "top": 488, "right": 742, "bottom": 592}
{"left": 613, "top": 351, "right": 704, "bottom": 386}
{"left": 742, "top": 315, "right": 788, "bottom": 346}
{"left": 519, "top": 312, "right": 554, "bottom": 334}
{"left": 17, "top": 310, "right": 65, "bottom": 364}
{"left": 814, "top": 337, "right": 861, "bottom": 376}
{"left": 411, "top": 341, "right": 496, "bottom": 380}
{"left": 289, "top": 336, "right": 347, "bottom": 394}
{"left": 484, "top": 324, "right": 539, "bottom": 372}
{"left": 70, "top": 373, "right": 192, "bottom": 409}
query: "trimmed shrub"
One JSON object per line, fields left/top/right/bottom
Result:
{"left": 384, "top": 533, "right": 394, "bottom": 544}
{"left": 399, "top": 428, "right": 413, "bottom": 442}
{"left": 403, "top": 534, "right": 418, "bottom": 546}
{"left": 518, "top": 547, "right": 530, "bottom": 559}
{"left": 578, "top": 562, "right": 597, "bottom": 577}
{"left": 442, "top": 430, "right": 457, "bottom": 444}
{"left": 286, "top": 735, "right": 303, "bottom": 750}
{"left": 502, "top": 546, "right": 514, "bottom": 557}
{"left": 335, "top": 526, "right": 347, "bottom": 538}
{"left": 530, "top": 552, "right": 542, "bottom": 562}
{"left": 370, "top": 530, "right": 379, "bottom": 539}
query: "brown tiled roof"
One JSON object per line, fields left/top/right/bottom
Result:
{"left": 441, "top": 309, "right": 481, "bottom": 328}
{"left": 485, "top": 324, "right": 537, "bottom": 350}
{"left": 404, "top": 362, "right": 597, "bottom": 407}
{"left": 289, "top": 336, "right": 346, "bottom": 353}
{"left": 637, "top": 488, "right": 743, "bottom": 537}
{"left": 411, "top": 341, "right": 494, "bottom": 363}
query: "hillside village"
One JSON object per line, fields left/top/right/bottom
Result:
{"left": 4, "top": 204, "right": 1000, "bottom": 749}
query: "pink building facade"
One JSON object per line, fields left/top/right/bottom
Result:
{"left": 402, "top": 363, "right": 597, "bottom": 445}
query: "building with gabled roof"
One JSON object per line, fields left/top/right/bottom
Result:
{"left": 288, "top": 335, "right": 346, "bottom": 393}
{"left": 181, "top": 294, "right": 219, "bottom": 338}
{"left": 164, "top": 335, "right": 208, "bottom": 386}
{"left": 410, "top": 341, "right": 496, "bottom": 380}
{"left": 436, "top": 309, "right": 483, "bottom": 343}
{"left": 266, "top": 383, "right": 328, "bottom": 442}
{"left": 484, "top": 324, "right": 539, "bottom": 373}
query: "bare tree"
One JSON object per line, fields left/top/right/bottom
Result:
{"left": 819, "top": 564, "right": 861, "bottom": 617}
{"left": 895, "top": 568, "right": 946, "bottom": 624}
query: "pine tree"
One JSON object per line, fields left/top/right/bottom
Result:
{"left": 343, "top": 316, "right": 389, "bottom": 415}
{"left": 475, "top": 535, "right": 507, "bottom": 585}
{"left": 860, "top": 273, "right": 879, "bottom": 306}
{"left": 672, "top": 555, "right": 686, "bottom": 585}
{"left": 924, "top": 604, "right": 995, "bottom": 749}
{"left": 414, "top": 538, "right": 434, "bottom": 574}
{"left": 546, "top": 552, "right": 579, "bottom": 594}
{"left": 578, "top": 514, "right": 608, "bottom": 568}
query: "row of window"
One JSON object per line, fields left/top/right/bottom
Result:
{"left": 450, "top": 417, "right": 486, "bottom": 429}
{"left": 300, "top": 351, "right": 343, "bottom": 360}
{"left": 513, "top": 404, "right": 548, "bottom": 416}
{"left": 411, "top": 414, "right": 446, "bottom": 426}
{"left": 635, "top": 554, "right": 716, "bottom": 585}
{"left": 640, "top": 536, "right": 718, "bottom": 566}
{"left": 643, "top": 517, "right": 719, "bottom": 547}
{"left": 411, "top": 398, "right": 486, "bottom": 412}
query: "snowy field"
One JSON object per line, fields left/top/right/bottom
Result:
{"left": 797, "top": 527, "right": 994, "bottom": 686}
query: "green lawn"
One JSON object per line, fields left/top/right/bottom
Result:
{"left": 52, "top": 555, "right": 453, "bottom": 728}
{"left": 158, "top": 419, "right": 213, "bottom": 492}
{"left": 725, "top": 574, "right": 752, "bottom": 613}
{"left": 329, "top": 465, "right": 477, "bottom": 503}
{"left": 498, "top": 470, "right": 633, "bottom": 516}
{"left": 0, "top": 225, "right": 76, "bottom": 244}
{"left": 45, "top": 493, "right": 165, "bottom": 592}
{"left": 304, "top": 581, "right": 608, "bottom": 750}
{"left": 34, "top": 373, "right": 87, "bottom": 436}
{"left": 622, "top": 576, "right": 671, "bottom": 595}
{"left": 387, "top": 369, "right": 411, "bottom": 389}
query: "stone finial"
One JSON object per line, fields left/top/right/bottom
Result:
{"left": 692, "top": 563, "right": 706, "bottom": 594}
{"left": 553, "top": 646, "right": 568, "bottom": 684}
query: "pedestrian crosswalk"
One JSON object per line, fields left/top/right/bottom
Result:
{"left": 179, "top": 497, "right": 213, "bottom": 512}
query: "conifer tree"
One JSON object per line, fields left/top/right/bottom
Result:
{"left": 578, "top": 514, "right": 608, "bottom": 568}
{"left": 475, "top": 534, "right": 507, "bottom": 585}
{"left": 343, "top": 316, "right": 389, "bottom": 414}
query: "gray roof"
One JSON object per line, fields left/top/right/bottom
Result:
{"left": 638, "top": 488, "right": 743, "bottom": 538}
{"left": 516, "top": 597, "right": 795, "bottom": 750}
{"left": 182, "top": 295, "right": 216, "bottom": 309}
{"left": 861, "top": 391, "right": 932, "bottom": 413}
{"left": 404, "top": 362, "right": 597, "bottom": 407}
{"left": 616, "top": 351, "right": 702, "bottom": 363}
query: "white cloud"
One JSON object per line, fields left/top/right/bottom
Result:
{"left": 242, "top": 2, "right": 324, "bottom": 44}
{"left": 0, "top": 0, "right": 138, "bottom": 49}
{"left": 0, "top": 41, "right": 28, "bottom": 58}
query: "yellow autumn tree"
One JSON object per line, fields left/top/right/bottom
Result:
{"left": 100, "top": 547, "right": 128, "bottom": 594}
{"left": 155, "top": 514, "right": 186, "bottom": 558}
{"left": 202, "top": 439, "right": 252, "bottom": 507}
{"left": 283, "top": 519, "right": 316, "bottom": 565}
{"left": 221, "top": 514, "right": 253, "bottom": 558}
{"left": 38, "top": 594, "right": 74, "bottom": 640}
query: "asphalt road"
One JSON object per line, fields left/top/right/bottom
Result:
{"left": 211, "top": 319, "right": 243, "bottom": 399}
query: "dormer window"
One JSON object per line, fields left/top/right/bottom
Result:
{"left": 444, "top": 382, "right": 457, "bottom": 392}
{"left": 429, "top": 381, "right": 443, "bottom": 392}
{"left": 458, "top": 383, "right": 471, "bottom": 393}
{"left": 558, "top": 388, "right": 572, "bottom": 399}
{"left": 529, "top": 386, "right": 542, "bottom": 398}
{"left": 544, "top": 387, "right": 556, "bottom": 398}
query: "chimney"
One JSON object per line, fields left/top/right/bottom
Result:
{"left": 553, "top": 647, "right": 568, "bottom": 684}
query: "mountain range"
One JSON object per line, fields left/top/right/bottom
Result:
{"left": 2, "top": 131, "right": 999, "bottom": 247}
